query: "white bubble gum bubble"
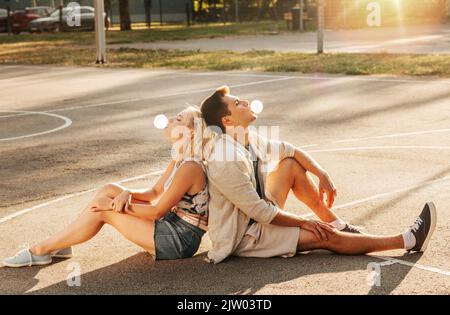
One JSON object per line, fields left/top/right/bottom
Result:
{"left": 250, "top": 100, "right": 263, "bottom": 114}
{"left": 154, "top": 114, "right": 168, "bottom": 129}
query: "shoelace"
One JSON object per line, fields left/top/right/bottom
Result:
{"left": 345, "top": 224, "right": 363, "bottom": 232}
{"left": 411, "top": 217, "right": 424, "bottom": 233}
{"left": 16, "top": 243, "right": 32, "bottom": 267}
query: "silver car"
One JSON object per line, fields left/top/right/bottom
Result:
{"left": 28, "top": 6, "right": 109, "bottom": 32}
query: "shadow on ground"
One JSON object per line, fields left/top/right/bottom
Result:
{"left": 0, "top": 250, "right": 422, "bottom": 294}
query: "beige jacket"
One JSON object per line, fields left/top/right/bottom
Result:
{"left": 205, "top": 131, "right": 296, "bottom": 264}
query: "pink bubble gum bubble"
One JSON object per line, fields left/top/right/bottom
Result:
{"left": 154, "top": 114, "right": 168, "bottom": 129}
{"left": 250, "top": 100, "right": 263, "bottom": 114}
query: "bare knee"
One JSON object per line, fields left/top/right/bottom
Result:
{"left": 93, "top": 210, "right": 119, "bottom": 226}
{"left": 297, "top": 229, "right": 332, "bottom": 252}
{"left": 269, "top": 158, "right": 301, "bottom": 188}
{"left": 97, "top": 183, "right": 124, "bottom": 198}
{"left": 278, "top": 158, "right": 305, "bottom": 174}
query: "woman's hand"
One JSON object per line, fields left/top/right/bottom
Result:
{"left": 90, "top": 196, "right": 113, "bottom": 212}
{"left": 112, "top": 190, "right": 131, "bottom": 213}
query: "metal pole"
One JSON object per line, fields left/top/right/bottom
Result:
{"left": 145, "top": 0, "right": 152, "bottom": 28}
{"left": 299, "top": 0, "right": 304, "bottom": 32}
{"left": 6, "top": 2, "right": 11, "bottom": 36}
{"left": 159, "top": 0, "right": 163, "bottom": 26}
{"left": 94, "top": 0, "right": 106, "bottom": 64}
{"left": 317, "top": 0, "right": 324, "bottom": 54}
{"left": 235, "top": 0, "right": 239, "bottom": 23}
{"left": 186, "top": 2, "right": 190, "bottom": 26}
{"left": 222, "top": 3, "right": 225, "bottom": 25}
{"left": 59, "top": 0, "right": 63, "bottom": 32}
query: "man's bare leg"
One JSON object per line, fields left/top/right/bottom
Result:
{"left": 297, "top": 201, "right": 436, "bottom": 254}
{"left": 266, "top": 158, "right": 338, "bottom": 222}
{"left": 297, "top": 229, "right": 404, "bottom": 254}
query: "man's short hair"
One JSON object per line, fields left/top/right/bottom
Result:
{"left": 200, "top": 85, "right": 230, "bottom": 133}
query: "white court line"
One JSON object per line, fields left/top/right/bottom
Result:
{"left": 308, "top": 145, "right": 450, "bottom": 153}
{"left": 0, "top": 170, "right": 164, "bottom": 224}
{"left": 299, "top": 144, "right": 318, "bottom": 149}
{"left": 0, "top": 77, "right": 295, "bottom": 119}
{"left": 4, "top": 71, "right": 450, "bottom": 119}
{"left": 301, "top": 175, "right": 450, "bottom": 277}
{"left": 185, "top": 72, "right": 291, "bottom": 79}
{"left": 375, "top": 256, "right": 450, "bottom": 276}
{"left": 303, "top": 176, "right": 450, "bottom": 216}
{"left": 0, "top": 111, "right": 72, "bottom": 142}
{"left": 283, "top": 127, "right": 450, "bottom": 149}
{"left": 280, "top": 74, "right": 450, "bottom": 85}
{"left": 333, "top": 128, "right": 450, "bottom": 144}
{"left": 180, "top": 71, "right": 450, "bottom": 85}
{"left": 4, "top": 65, "right": 450, "bottom": 84}
{"left": 194, "top": 72, "right": 450, "bottom": 84}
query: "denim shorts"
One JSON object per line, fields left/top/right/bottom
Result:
{"left": 154, "top": 211, "right": 205, "bottom": 260}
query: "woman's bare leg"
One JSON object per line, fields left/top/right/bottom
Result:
{"left": 30, "top": 183, "right": 156, "bottom": 256}
{"left": 297, "top": 229, "right": 404, "bottom": 254}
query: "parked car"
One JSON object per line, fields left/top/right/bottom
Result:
{"left": 0, "top": 8, "right": 8, "bottom": 33}
{"left": 11, "top": 6, "right": 53, "bottom": 34}
{"left": 28, "top": 6, "right": 109, "bottom": 33}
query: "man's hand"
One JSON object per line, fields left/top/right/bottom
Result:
{"left": 90, "top": 196, "right": 114, "bottom": 212}
{"left": 319, "top": 172, "right": 337, "bottom": 209}
{"left": 299, "top": 219, "right": 336, "bottom": 241}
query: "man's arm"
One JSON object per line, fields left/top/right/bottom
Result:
{"left": 264, "top": 135, "right": 337, "bottom": 208}
{"left": 208, "top": 159, "right": 334, "bottom": 240}
{"left": 292, "top": 148, "right": 337, "bottom": 208}
{"left": 270, "top": 210, "right": 334, "bottom": 241}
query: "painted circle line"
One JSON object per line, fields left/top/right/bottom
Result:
{"left": 308, "top": 145, "right": 450, "bottom": 153}
{"left": 0, "top": 110, "right": 72, "bottom": 142}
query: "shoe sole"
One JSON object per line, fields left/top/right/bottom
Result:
{"left": 419, "top": 201, "right": 437, "bottom": 252}
{"left": 51, "top": 248, "right": 74, "bottom": 258}
{"left": 51, "top": 254, "right": 73, "bottom": 258}
{"left": 2, "top": 260, "right": 52, "bottom": 268}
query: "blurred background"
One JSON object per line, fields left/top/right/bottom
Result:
{"left": 1, "top": 0, "right": 449, "bottom": 34}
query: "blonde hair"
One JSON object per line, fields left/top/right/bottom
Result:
{"left": 176, "top": 105, "right": 217, "bottom": 162}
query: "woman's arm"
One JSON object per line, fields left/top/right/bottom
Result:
{"left": 129, "top": 161, "right": 176, "bottom": 202}
{"left": 125, "top": 162, "right": 203, "bottom": 221}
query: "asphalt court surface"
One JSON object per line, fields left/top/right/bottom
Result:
{"left": 0, "top": 65, "right": 449, "bottom": 294}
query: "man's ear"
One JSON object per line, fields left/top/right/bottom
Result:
{"left": 221, "top": 115, "right": 232, "bottom": 128}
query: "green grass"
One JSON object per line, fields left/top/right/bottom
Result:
{"left": 0, "top": 21, "right": 285, "bottom": 45}
{"left": 1, "top": 40, "right": 450, "bottom": 77}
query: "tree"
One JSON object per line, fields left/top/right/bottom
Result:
{"left": 118, "top": 0, "right": 131, "bottom": 30}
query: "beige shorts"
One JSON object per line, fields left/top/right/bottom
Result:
{"left": 233, "top": 222, "right": 300, "bottom": 258}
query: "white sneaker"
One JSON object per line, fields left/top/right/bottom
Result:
{"left": 51, "top": 247, "right": 74, "bottom": 258}
{"left": 3, "top": 248, "right": 52, "bottom": 268}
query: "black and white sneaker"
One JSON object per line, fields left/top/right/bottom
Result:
{"left": 341, "top": 224, "right": 363, "bottom": 234}
{"left": 408, "top": 202, "right": 437, "bottom": 252}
